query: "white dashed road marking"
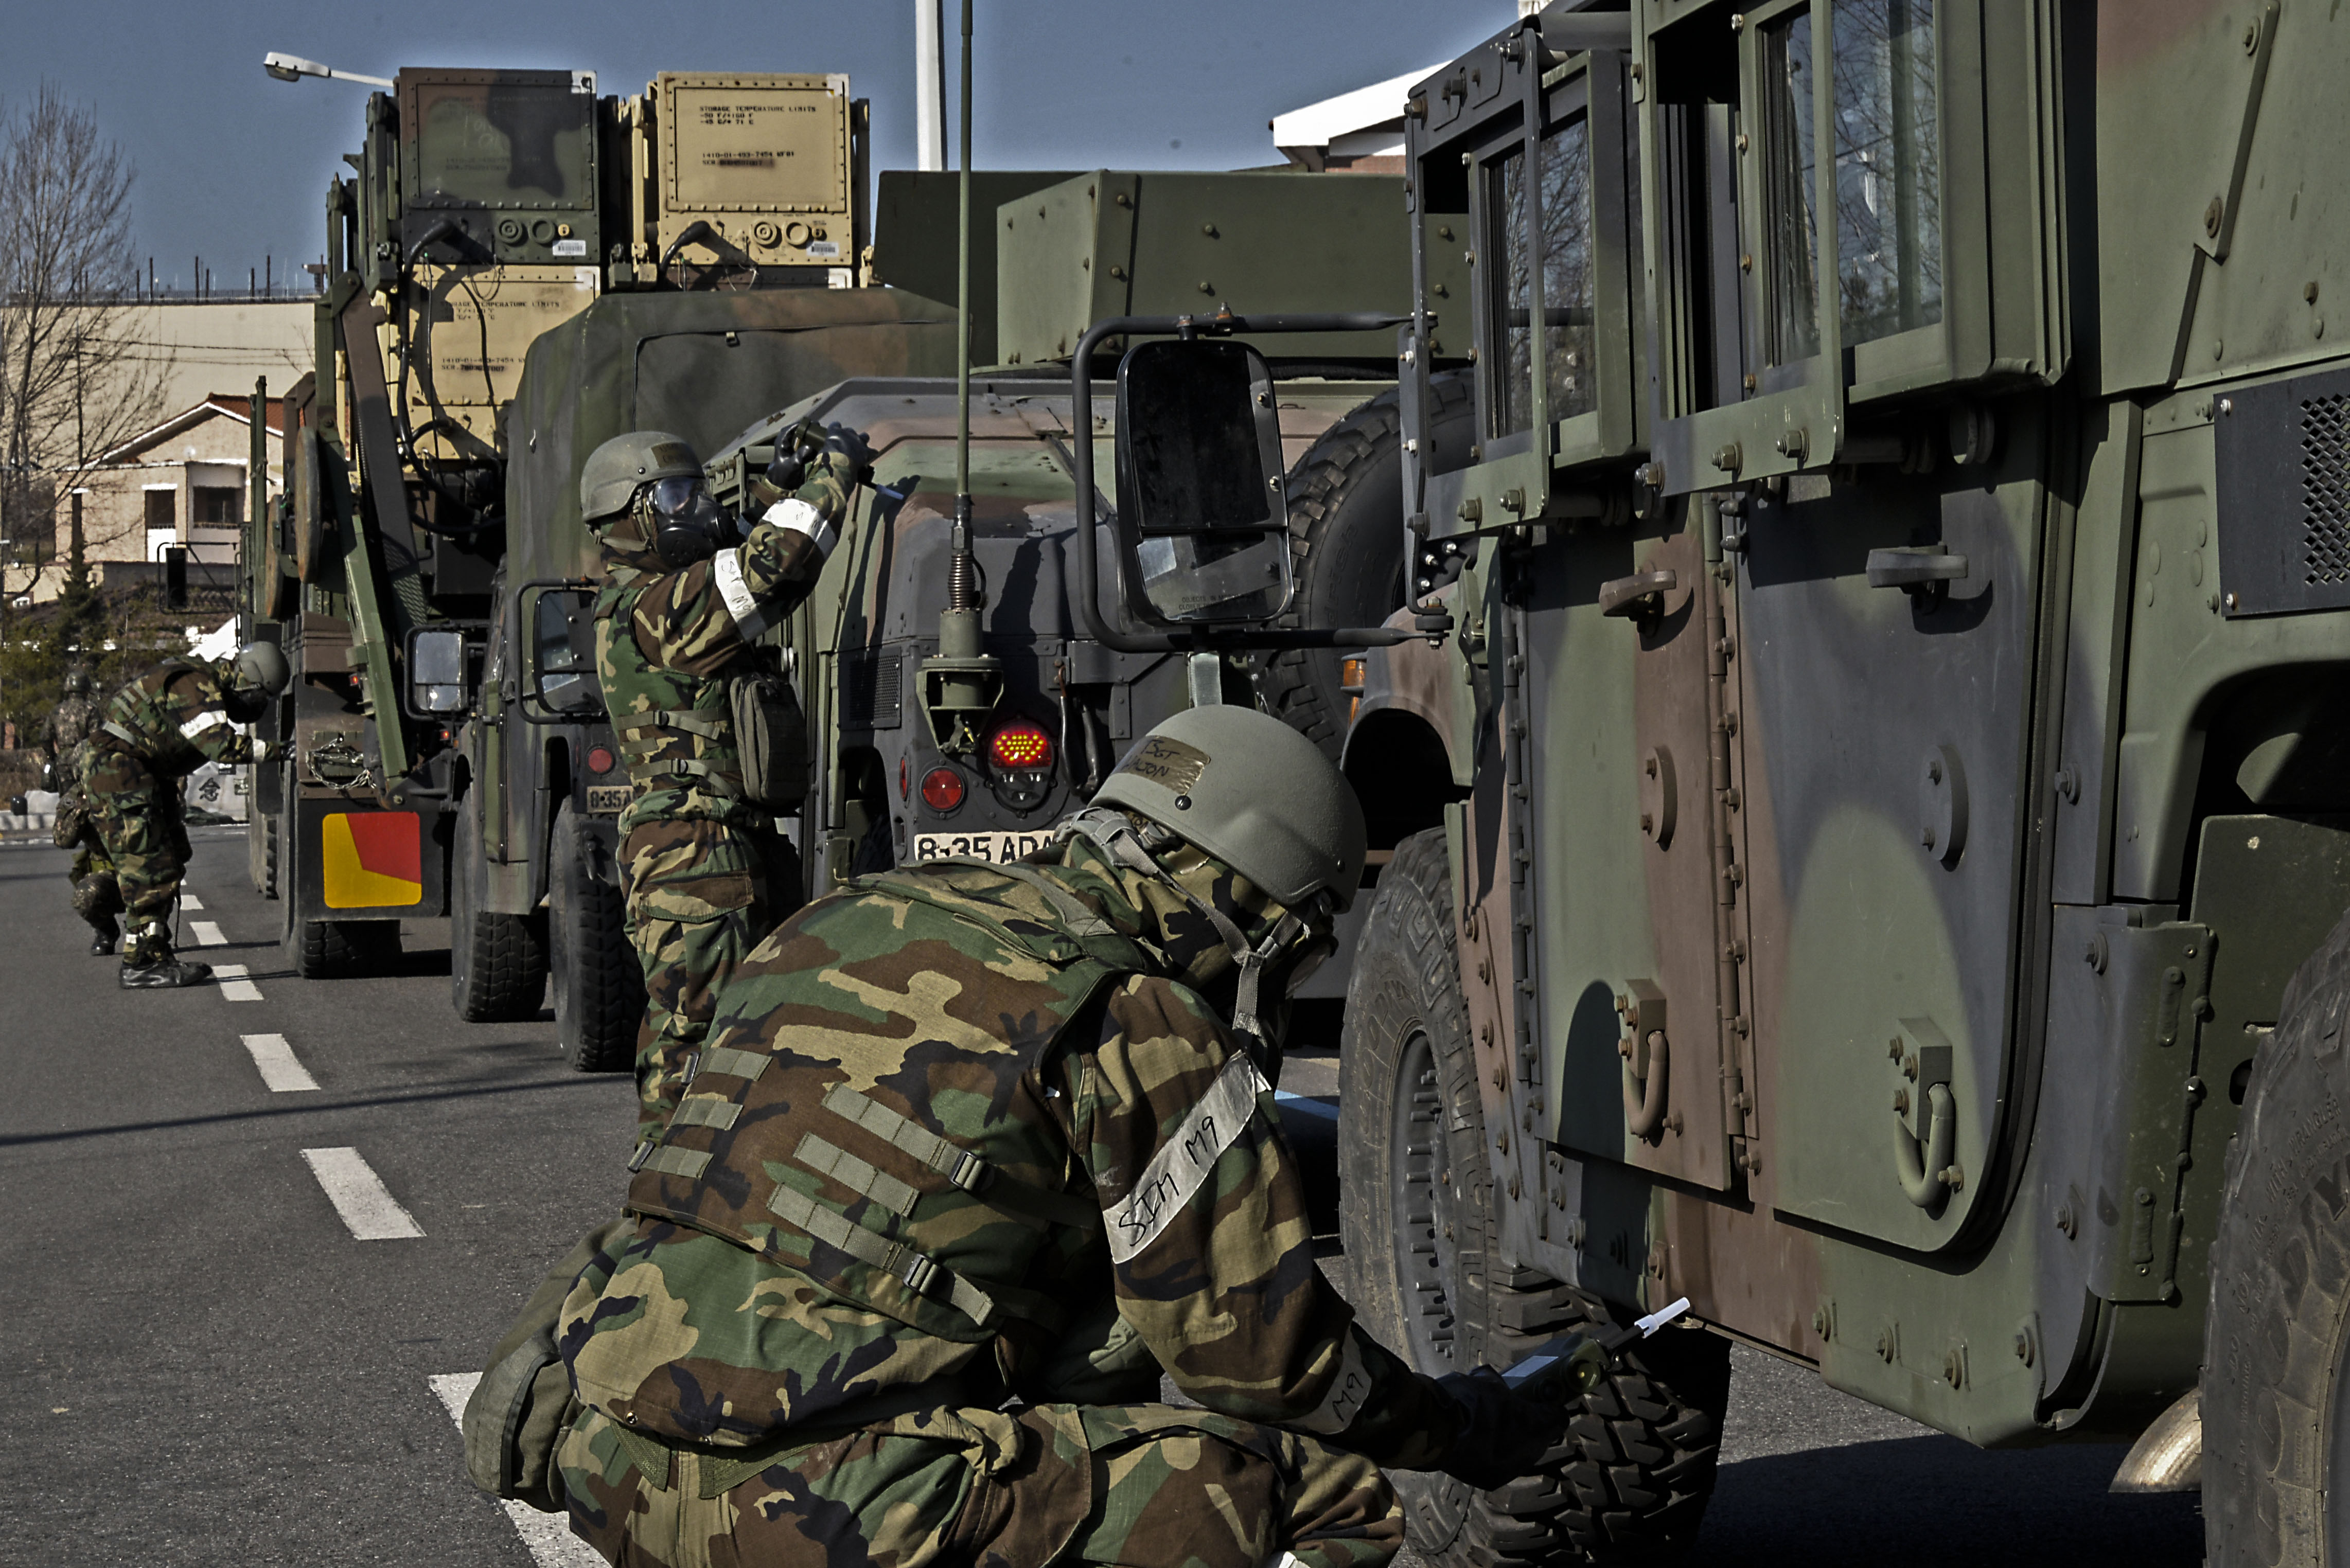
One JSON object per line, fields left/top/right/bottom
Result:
{"left": 240, "top": 1033, "right": 319, "bottom": 1093}
{"left": 301, "top": 1148, "right": 423, "bottom": 1240}
{"left": 190, "top": 921, "right": 226, "bottom": 947}
{"left": 180, "top": 893, "right": 204, "bottom": 911}
{"left": 427, "top": 1374, "right": 604, "bottom": 1567}
{"left": 214, "top": 964, "right": 263, "bottom": 1002}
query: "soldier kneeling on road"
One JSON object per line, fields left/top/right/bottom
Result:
{"left": 580, "top": 424, "right": 866, "bottom": 1144}
{"left": 467, "top": 707, "right": 1564, "bottom": 1567}
{"left": 84, "top": 643, "right": 289, "bottom": 988}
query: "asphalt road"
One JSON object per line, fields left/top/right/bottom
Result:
{"left": 0, "top": 830, "right": 2205, "bottom": 1565}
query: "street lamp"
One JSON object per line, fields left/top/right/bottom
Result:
{"left": 261, "top": 53, "right": 394, "bottom": 88}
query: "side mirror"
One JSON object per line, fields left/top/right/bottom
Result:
{"left": 531, "top": 589, "right": 603, "bottom": 715}
{"left": 405, "top": 627, "right": 473, "bottom": 715}
{"left": 1112, "top": 338, "right": 1294, "bottom": 626}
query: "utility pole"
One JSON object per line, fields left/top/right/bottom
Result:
{"left": 915, "top": 0, "right": 946, "bottom": 172}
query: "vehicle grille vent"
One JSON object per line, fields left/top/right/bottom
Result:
{"left": 839, "top": 645, "right": 904, "bottom": 730}
{"left": 2301, "top": 394, "right": 2350, "bottom": 584}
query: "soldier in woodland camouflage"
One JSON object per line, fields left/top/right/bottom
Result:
{"left": 495, "top": 707, "right": 1561, "bottom": 1566}
{"left": 582, "top": 424, "right": 864, "bottom": 1139}
{"left": 44, "top": 667, "right": 121, "bottom": 953}
{"left": 84, "top": 644, "right": 288, "bottom": 987}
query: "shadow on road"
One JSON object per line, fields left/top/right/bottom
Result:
{"left": 1701, "top": 1434, "right": 2202, "bottom": 1563}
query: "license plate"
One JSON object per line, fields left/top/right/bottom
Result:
{"left": 912, "top": 830, "right": 1053, "bottom": 865}
{"left": 585, "top": 785, "right": 631, "bottom": 814}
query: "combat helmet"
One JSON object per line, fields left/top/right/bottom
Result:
{"left": 1094, "top": 705, "right": 1368, "bottom": 913}
{"left": 62, "top": 667, "right": 91, "bottom": 696}
{"left": 580, "top": 431, "right": 704, "bottom": 526}
{"left": 232, "top": 641, "right": 291, "bottom": 697}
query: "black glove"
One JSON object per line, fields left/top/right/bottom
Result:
{"left": 763, "top": 419, "right": 827, "bottom": 495}
{"left": 821, "top": 421, "right": 875, "bottom": 483}
{"left": 1432, "top": 1366, "right": 1570, "bottom": 1490}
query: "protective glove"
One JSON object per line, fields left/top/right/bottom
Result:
{"left": 763, "top": 419, "right": 827, "bottom": 496}
{"left": 1430, "top": 1364, "right": 1571, "bottom": 1490}
{"left": 821, "top": 421, "right": 876, "bottom": 479}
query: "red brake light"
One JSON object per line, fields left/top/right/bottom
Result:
{"left": 587, "top": 746, "right": 616, "bottom": 775}
{"left": 988, "top": 719, "right": 1054, "bottom": 771}
{"left": 921, "top": 767, "right": 966, "bottom": 811}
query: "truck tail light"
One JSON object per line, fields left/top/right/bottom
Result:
{"left": 988, "top": 718, "right": 1054, "bottom": 772}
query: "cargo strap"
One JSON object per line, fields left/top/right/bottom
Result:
{"left": 101, "top": 721, "right": 142, "bottom": 751}
{"left": 794, "top": 1132, "right": 922, "bottom": 1218}
{"left": 821, "top": 1083, "right": 1099, "bottom": 1233}
{"left": 670, "top": 1095, "right": 741, "bottom": 1131}
{"left": 764, "top": 1182, "right": 1005, "bottom": 1327}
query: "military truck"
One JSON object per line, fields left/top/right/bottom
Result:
{"left": 1055, "top": 3, "right": 2350, "bottom": 1563}
{"left": 245, "top": 66, "right": 920, "bottom": 1036}
{"left": 651, "top": 170, "right": 1451, "bottom": 978}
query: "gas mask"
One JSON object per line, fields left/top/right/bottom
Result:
{"left": 640, "top": 476, "right": 746, "bottom": 572}
{"left": 1059, "top": 807, "right": 1333, "bottom": 1060}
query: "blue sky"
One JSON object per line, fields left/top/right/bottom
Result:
{"left": 0, "top": 2, "right": 1511, "bottom": 291}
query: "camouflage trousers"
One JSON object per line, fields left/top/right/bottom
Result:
{"left": 559, "top": 1399, "right": 1402, "bottom": 1568}
{"left": 620, "top": 816, "right": 793, "bottom": 1139}
{"left": 81, "top": 742, "right": 191, "bottom": 959}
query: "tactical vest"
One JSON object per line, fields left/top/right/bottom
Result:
{"left": 594, "top": 581, "right": 750, "bottom": 824}
{"left": 626, "top": 859, "right": 1153, "bottom": 1346}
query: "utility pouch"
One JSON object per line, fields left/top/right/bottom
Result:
{"left": 51, "top": 796, "right": 86, "bottom": 851}
{"left": 729, "top": 671, "right": 808, "bottom": 812}
{"left": 463, "top": 1217, "right": 630, "bottom": 1512}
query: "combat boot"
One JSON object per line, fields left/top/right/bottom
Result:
{"left": 120, "top": 924, "right": 210, "bottom": 989}
{"left": 89, "top": 915, "right": 118, "bottom": 956}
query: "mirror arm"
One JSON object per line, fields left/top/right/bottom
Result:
{"left": 1071, "top": 312, "right": 1419, "bottom": 654}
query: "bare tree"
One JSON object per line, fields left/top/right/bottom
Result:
{"left": 0, "top": 82, "right": 173, "bottom": 733}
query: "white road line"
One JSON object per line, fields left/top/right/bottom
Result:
{"left": 301, "top": 1148, "right": 423, "bottom": 1240}
{"left": 190, "top": 921, "right": 226, "bottom": 947}
{"left": 180, "top": 893, "right": 204, "bottom": 911}
{"left": 1274, "top": 1090, "right": 1340, "bottom": 1121}
{"left": 240, "top": 1032, "right": 319, "bottom": 1093}
{"left": 214, "top": 964, "right": 263, "bottom": 1002}
{"left": 427, "top": 1374, "right": 604, "bottom": 1568}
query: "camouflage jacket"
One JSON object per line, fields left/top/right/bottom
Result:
{"left": 593, "top": 507, "right": 835, "bottom": 835}
{"left": 92, "top": 659, "right": 252, "bottom": 778}
{"left": 560, "top": 839, "right": 1464, "bottom": 1471}
{"left": 44, "top": 692, "right": 104, "bottom": 758}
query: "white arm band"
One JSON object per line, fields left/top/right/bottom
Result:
{"left": 711, "top": 548, "right": 779, "bottom": 639}
{"left": 763, "top": 497, "right": 839, "bottom": 559}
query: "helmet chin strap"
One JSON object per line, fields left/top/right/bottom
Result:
{"left": 1058, "top": 808, "right": 1311, "bottom": 1059}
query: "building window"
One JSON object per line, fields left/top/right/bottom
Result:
{"left": 145, "top": 489, "right": 176, "bottom": 531}
{"left": 193, "top": 486, "right": 243, "bottom": 528}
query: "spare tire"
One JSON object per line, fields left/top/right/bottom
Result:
{"left": 1259, "top": 373, "right": 1475, "bottom": 759}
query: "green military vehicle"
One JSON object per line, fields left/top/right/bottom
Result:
{"left": 1059, "top": 2, "right": 2350, "bottom": 1563}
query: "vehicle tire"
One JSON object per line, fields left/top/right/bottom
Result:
{"left": 449, "top": 791, "right": 547, "bottom": 1022}
{"left": 2205, "top": 904, "right": 2350, "bottom": 1567}
{"left": 549, "top": 800, "right": 640, "bottom": 1073}
{"left": 277, "top": 773, "right": 398, "bottom": 978}
{"left": 1259, "top": 374, "right": 1474, "bottom": 760}
{"left": 1339, "top": 827, "right": 1730, "bottom": 1566}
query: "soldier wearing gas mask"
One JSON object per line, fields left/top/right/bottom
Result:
{"left": 465, "top": 707, "right": 1566, "bottom": 1567}
{"left": 578, "top": 423, "right": 867, "bottom": 1141}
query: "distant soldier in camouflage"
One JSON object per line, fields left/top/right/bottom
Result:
{"left": 84, "top": 643, "right": 290, "bottom": 987}
{"left": 581, "top": 424, "right": 865, "bottom": 1139}
{"left": 44, "top": 667, "right": 121, "bottom": 954}
{"left": 492, "top": 707, "right": 1561, "bottom": 1566}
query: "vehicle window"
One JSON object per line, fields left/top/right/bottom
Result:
{"left": 1759, "top": 9, "right": 1821, "bottom": 365}
{"left": 1540, "top": 115, "right": 1597, "bottom": 423}
{"left": 1832, "top": 0, "right": 1940, "bottom": 345}
{"left": 1487, "top": 143, "right": 1533, "bottom": 438}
